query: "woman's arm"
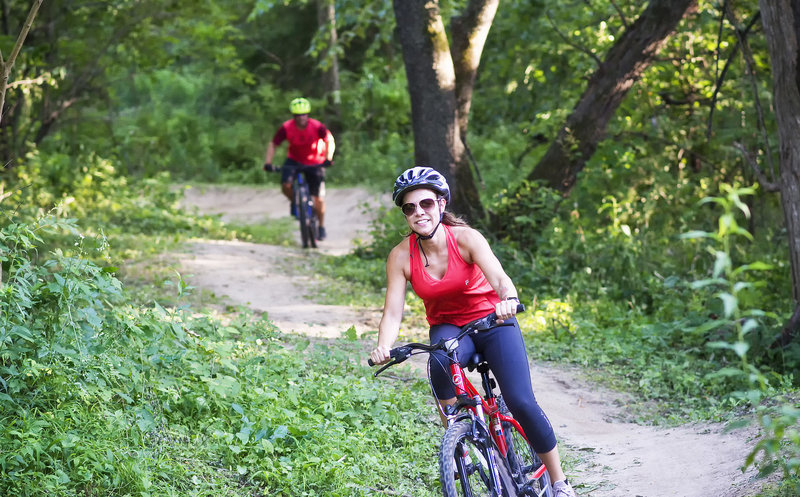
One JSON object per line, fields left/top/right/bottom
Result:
{"left": 458, "top": 227, "right": 519, "bottom": 322}
{"left": 370, "top": 244, "right": 409, "bottom": 365}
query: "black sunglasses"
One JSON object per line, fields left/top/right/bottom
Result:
{"left": 401, "top": 198, "right": 439, "bottom": 217}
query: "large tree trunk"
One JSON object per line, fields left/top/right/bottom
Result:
{"left": 451, "top": 0, "right": 498, "bottom": 141}
{"left": 450, "top": 0, "right": 498, "bottom": 220}
{"left": 527, "top": 0, "right": 697, "bottom": 193}
{"left": 759, "top": 0, "right": 800, "bottom": 346}
{"left": 393, "top": 0, "right": 495, "bottom": 221}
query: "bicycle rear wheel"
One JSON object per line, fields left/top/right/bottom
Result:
{"left": 440, "top": 421, "right": 513, "bottom": 497}
{"left": 503, "top": 420, "right": 552, "bottom": 497}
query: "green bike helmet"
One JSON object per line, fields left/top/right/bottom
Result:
{"left": 392, "top": 166, "right": 450, "bottom": 206}
{"left": 290, "top": 97, "right": 311, "bottom": 115}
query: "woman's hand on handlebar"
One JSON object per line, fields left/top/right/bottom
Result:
{"left": 369, "top": 345, "right": 392, "bottom": 366}
{"left": 495, "top": 298, "right": 520, "bottom": 324}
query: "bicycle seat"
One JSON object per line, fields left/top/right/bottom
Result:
{"left": 465, "top": 353, "right": 490, "bottom": 372}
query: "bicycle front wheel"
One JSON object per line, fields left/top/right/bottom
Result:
{"left": 503, "top": 420, "right": 552, "bottom": 497}
{"left": 295, "top": 180, "right": 316, "bottom": 248}
{"left": 440, "top": 420, "right": 512, "bottom": 497}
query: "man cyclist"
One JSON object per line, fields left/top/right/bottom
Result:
{"left": 263, "top": 97, "right": 335, "bottom": 241}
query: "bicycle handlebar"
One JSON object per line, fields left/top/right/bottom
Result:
{"left": 368, "top": 304, "right": 525, "bottom": 374}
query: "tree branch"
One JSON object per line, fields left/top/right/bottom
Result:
{"left": 705, "top": 10, "right": 762, "bottom": 139}
{"left": 6, "top": 74, "right": 49, "bottom": 89}
{"left": 725, "top": 8, "right": 775, "bottom": 177}
{"left": 0, "top": 0, "right": 44, "bottom": 126}
{"left": 545, "top": 9, "right": 602, "bottom": 67}
{"left": 733, "top": 141, "right": 779, "bottom": 192}
{"left": 609, "top": 0, "right": 630, "bottom": 29}
{"left": 4, "top": 0, "right": 42, "bottom": 71}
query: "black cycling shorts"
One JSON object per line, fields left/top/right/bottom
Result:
{"left": 280, "top": 158, "right": 326, "bottom": 197}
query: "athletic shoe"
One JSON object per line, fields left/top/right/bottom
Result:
{"left": 317, "top": 226, "right": 327, "bottom": 241}
{"left": 553, "top": 479, "right": 576, "bottom": 497}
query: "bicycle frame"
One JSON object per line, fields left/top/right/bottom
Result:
{"left": 371, "top": 304, "right": 552, "bottom": 495}
{"left": 448, "top": 357, "right": 549, "bottom": 483}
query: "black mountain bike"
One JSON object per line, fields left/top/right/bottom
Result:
{"left": 370, "top": 305, "right": 553, "bottom": 497}
{"left": 268, "top": 165, "right": 319, "bottom": 248}
{"left": 290, "top": 165, "right": 319, "bottom": 248}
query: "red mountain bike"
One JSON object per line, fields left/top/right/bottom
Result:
{"left": 370, "top": 305, "right": 553, "bottom": 497}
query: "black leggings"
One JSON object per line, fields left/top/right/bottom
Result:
{"left": 428, "top": 318, "right": 557, "bottom": 454}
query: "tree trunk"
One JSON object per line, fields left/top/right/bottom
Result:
{"left": 316, "top": 0, "right": 341, "bottom": 120}
{"left": 393, "top": 0, "right": 465, "bottom": 213}
{"left": 393, "top": 0, "right": 494, "bottom": 221}
{"left": 394, "top": 0, "right": 498, "bottom": 220}
{"left": 451, "top": 0, "right": 498, "bottom": 142}
{"left": 759, "top": 0, "right": 800, "bottom": 345}
{"left": 527, "top": 0, "right": 697, "bottom": 193}
{"left": 450, "top": 0, "right": 498, "bottom": 220}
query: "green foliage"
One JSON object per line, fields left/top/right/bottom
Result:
{"left": 0, "top": 209, "right": 441, "bottom": 496}
{"left": 679, "top": 185, "right": 800, "bottom": 482}
{"left": 486, "top": 181, "right": 790, "bottom": 421}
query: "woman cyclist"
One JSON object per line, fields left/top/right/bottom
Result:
{"left": 369, "top": 166, "right": 576, "bottom": 497}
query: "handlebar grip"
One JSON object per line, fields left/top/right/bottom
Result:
{"left": 516, "top": 303, "right": 525, "bottom": 313}
{"left": 368, "top": 346, "right": 404, "bottom": 367}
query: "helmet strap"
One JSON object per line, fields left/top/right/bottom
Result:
{"left": 413, "top": 212, "right": 443, "bottom": 267}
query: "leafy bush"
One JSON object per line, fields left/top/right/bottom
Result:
{"left": 0, "top": 207, "right": 441, "bottom": 496}
{"left": 679, "top": 185, "right": 800, "bottom": 481}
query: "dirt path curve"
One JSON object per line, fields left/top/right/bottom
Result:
{"left": 178, "top": 185, "right": 764, "bottom": 497}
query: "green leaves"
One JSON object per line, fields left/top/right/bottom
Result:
{"left": 0, "top": 206, "right": 439, "bottom": 495}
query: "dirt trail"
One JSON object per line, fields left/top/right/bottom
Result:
{"left": 178, "top": 184, "right": 765, "bottom": 497}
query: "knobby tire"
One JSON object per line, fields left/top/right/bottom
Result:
{"left": 502, "top": 420, "right": 553, "bottom": 497}
{"left": 439, "top": 420, "right": 515, "bottom": 497}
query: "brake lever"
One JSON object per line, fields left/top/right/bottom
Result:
{"left": 373, "top": 361, "right": 395, "bottom": 377}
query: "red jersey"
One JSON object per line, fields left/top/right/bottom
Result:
{"left": 409, "top": 225, "right": 500, "bottom": 326}
{"left": 272, "top": 118, "right": 329, "bottom": 165}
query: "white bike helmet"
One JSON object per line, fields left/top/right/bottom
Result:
{"left": 392, "top": 167, "right": 451, "bottom": 206}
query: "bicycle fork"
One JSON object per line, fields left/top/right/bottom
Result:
{"left": 450, "top": 365, "right": 510, "bottom": 496}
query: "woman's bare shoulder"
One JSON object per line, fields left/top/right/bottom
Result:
{"left": 386, "top": 238, "right": 411, "bottom": 268}
{"left": 451, "top": 225, "right": 485, "bottom": 244}
{"left": 388, "top": 237, "right": 410, "bottom": 257}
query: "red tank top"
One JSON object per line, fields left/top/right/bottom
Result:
{"left": 409, "top": 225, "right": 500, "bottom": 326}
{"left": 275, "top": 118, "right": 328, "bottom": 165}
